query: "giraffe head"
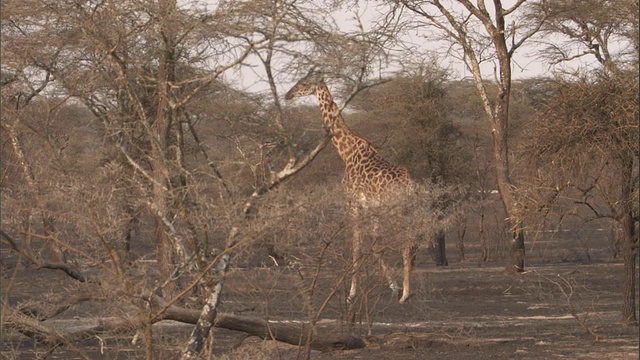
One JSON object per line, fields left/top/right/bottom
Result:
{"left": 285, "top": 69, "right": 325, "bottom": 100}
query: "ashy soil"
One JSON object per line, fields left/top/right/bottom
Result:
{"left": 2, "top": 230, "right": 639, "bottom": 359}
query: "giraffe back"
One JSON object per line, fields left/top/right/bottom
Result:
{"left": 339, "top": 133, "right": 412, "bottom": 205}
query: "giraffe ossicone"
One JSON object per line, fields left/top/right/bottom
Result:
{"left": 286, "top": 71, "right": 417, "bottom": 304}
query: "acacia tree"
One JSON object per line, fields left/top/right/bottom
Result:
{"left": 524, "top": 75, "right": 638, "bottom": 326}
{"left": 2, "top": 1, "right": 263, "bottom": 357}
{"left": 521, "top": 0, "right": 639, "bottom": 326}
{"left": 2, "top": 0, "right": 405, "bottom": 357}
{"left": 532, "top": 0, "right": 638, "bottom": 76}
{"left": 396, "top": 0, "right": 546, "bottom": 272}
{"left": 1, "top": 66, "right": 67, "bottom": 265}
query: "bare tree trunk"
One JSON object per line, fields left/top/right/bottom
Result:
{"left": 181, "top": 253, "right": 230, "bottom": 359}
{"left": 456, "top": 225, "right": 465, "bottom": 262}
{"left": 152, "top": 0, "right": 182, "bottom": 299}
{"left": 432, "top": 230, "right": 448, "bottom": 266}
{"left": 5, "top": 301, "right": 366, "bottom": 353}
{"left": 4, "top": 120, "right": 66, "bottom": 264}
{"left": 609, "top": 222, "right": 622, "bottom": 258}
{"left": 507, "top": 227, "right": 525, "bottom": 273}
{"left": 484, "top": 4, "right": 525, "bottom": 273}
{"left": 493, "top": 112, "right": 525, "bottom": 272}
{"left": 621, "top": 211, "right": 637, "bottom": 326}
{"left": 154, "top": 294, "right": 366, "bottom": 352}
{"left": 398, "top": 0, "right": 528, "bottom": 272}
{"left": 620, "top": 155, "right": 638, "bottom": 326}
{"left": 479, "top": 209, "right": 488, "bottom": 262}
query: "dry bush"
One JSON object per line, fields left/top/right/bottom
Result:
{"left": 215, "top": 337, "right": 304, "bottom": 360}
{"left": 362, "top": 181, "right": 468, "bottom": 250}
{"left": 517, "top": 73, "right": 638, "bottom": 324}
{"left": 219, "top": 178, "right": 469, "bottom": 331}
{"left": 523, "top": 269, "right": 605, "bottom": 340}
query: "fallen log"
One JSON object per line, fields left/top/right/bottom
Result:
{"left": 7, "top": 299, "right": 365, "bottom": 353}
{"left": 155, "top": 295, "right": 365, "bottom": 351}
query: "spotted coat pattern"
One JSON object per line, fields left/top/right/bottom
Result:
{"left": 285, "top": 73, "right": 412, "bottom": 206}
{"left": 286, "top": 71, "right": 417, "bottom": 304}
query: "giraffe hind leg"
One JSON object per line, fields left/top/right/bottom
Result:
{"left": 348, "top": 274, "right": 358, "bottom": 304}
{"left": 378, "top": 256, "right": 400, "bottom": 297}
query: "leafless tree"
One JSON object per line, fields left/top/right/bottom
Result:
{"left": 530, "top": 0, "right": 638, "bottom": 76}
{"left": 395, "top": 0, "right": 547, "bottom": 273}
{"left": 2, "top": 0, "right": 410, "bottom": 357}
{"left": 518, "top": 0, "right": 639, "bottom": 327}
{"left": 522, "top": 73, "right": 638, "bottom": 326}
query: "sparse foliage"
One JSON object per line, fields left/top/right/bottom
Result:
{"left": 396, "top": 0, "right": 549, "bottom": 273}
{"left": 1, "top": 0, "right": 407, "bottom": 357}
{"left": 351, "top": 63, "right": 471, "bottom": 184}
{"left": 531, "top": 0, "right": 638, "bottom": 75}
{"left": 517, "top": 0, "right": 638, "bottom": 326}
{"left": 521, "top": 73, "right": 639, "bottom": 325}
{"left": 2, "top": 0, "right": 638, "bottom": 357}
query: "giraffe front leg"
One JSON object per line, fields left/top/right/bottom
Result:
{"left": 348, "top": 206, "right": 363, "bottom": 305}
{"left": 348, "top": 229, "right": 361, "bottom": 304}
{"left": 399, "top": 244, "right": 415, "bottom": 304}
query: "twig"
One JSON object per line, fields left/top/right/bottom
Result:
{"left": 535, "top": 271, "right": 603, "bottom": 341}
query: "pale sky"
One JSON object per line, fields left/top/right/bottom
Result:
{"left": 220, "top": 0, "right": 604, "bottom": 95}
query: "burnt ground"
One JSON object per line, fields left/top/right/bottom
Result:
{"left": 1, "top": 227, "right": 639, "bottom": 359}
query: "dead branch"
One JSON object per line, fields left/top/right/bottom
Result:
{"left": 18, "top": 291, "right": 96, "bottom": 321}
{"left": 36, "top": 263, "right": 98, "bottom": 284}
{"left": 0, "top": 229, "right": 100, "bottom": 284}
{"left": 534, "top": 271, "right": 603, "bottom": 341}
{"left": 4, "top": 308, "right": 94, "bottom": 360}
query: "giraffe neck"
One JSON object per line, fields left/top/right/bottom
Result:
{"left": 311, "top": 83, "right": 412, "bottom": 202}
{"left": 314, "top": 85, "right": 373, "bottom": 165}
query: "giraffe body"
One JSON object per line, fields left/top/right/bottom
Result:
{"left": 286, "top": 71, "right": 417, "bottom": 304}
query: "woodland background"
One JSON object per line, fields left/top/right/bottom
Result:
{"left": 1, "top": 0, "right": 638, "bottom": 359}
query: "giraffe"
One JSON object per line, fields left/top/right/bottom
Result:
{"left": 285, "top": 70, "right": 418, "bottom": 304}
